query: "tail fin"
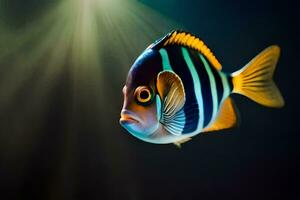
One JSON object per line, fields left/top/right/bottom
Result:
{"left": 231, "top": 45, "right": 284, "bottom": 108}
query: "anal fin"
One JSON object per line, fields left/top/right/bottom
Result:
{"left": 173, "top": 137, "right": 192, "bottom": 148}
{"left": 203, "top": 97, "right": 238, "bottom": 133}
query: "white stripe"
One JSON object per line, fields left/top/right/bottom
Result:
{"left": 218, "top": 71, "right": 230, "bottom": 103}
{"left": 199, "top": 54, "right": 218, "bottom": 126}
{"left": 159, "top": 48, "right": 173, "bottom": 71}
{"left": 181, "top": 47, "right": 204, "bottom": 130}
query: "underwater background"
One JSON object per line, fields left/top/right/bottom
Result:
{"left": 0, "top": 0, "right": 298, "bottom": 199}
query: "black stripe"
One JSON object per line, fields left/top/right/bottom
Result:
{"left": 187, "top": 48, "right": 213, "bottom": 127}
{"left": 129, "top": 49, "right": 163, "bottom": 90}
{"left": 226, "top": 73, "right": 234, "bottom": 92}
{"left": 165, "top": 46, "right": 199, "bottom": 133}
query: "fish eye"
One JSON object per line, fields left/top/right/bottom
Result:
{"left": 135, "top": 86, "right": 152, "bottom": 104}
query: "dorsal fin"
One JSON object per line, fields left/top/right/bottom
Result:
{"left": 150, "top": 30, "right": 222, "bottom": 70}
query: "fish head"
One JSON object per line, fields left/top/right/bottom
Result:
{"left": 120, "top": 49, "right": 162, "bottom": 141}
{"left": 120, "top": 84, "right": 160, "bottom": 140}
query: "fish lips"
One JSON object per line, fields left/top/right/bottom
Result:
{"left": 120, "top": 110, "right": 141, "bottom": 125}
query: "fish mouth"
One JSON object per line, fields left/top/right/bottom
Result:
{"left": 120, "top": 110, "right": 140, "bottom": 124}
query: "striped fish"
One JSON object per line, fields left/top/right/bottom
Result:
{"left": 120, "top": 30, "right": 284, "bottom": 146}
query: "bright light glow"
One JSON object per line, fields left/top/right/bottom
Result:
{"left": 0, "top": 0, "right": 180, "bottom": 194}
{"left": 0, "top": 0, "right": 179, "bottom": 112}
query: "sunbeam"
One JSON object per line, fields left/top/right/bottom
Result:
{"left": 0, "top": 0, "right": 181, "bottom": 199}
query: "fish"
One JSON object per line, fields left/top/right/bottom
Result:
{"left": 120, "top": 30, "right": 284, "bottom": 146}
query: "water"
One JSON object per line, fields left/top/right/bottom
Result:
{"left": 0, "top": 0, "right": 298, "bottom": 199}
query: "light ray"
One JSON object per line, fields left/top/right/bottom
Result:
{"left": 0, "top": 0, "right": 182, "bottom": 198}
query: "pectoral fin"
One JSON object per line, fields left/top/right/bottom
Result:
{"left": 157, "top": 71, "right": 186, "bottom": 135}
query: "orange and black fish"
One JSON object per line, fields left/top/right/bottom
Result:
{"left": 120, "top": 30, "right": 284, "bottom": 146}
